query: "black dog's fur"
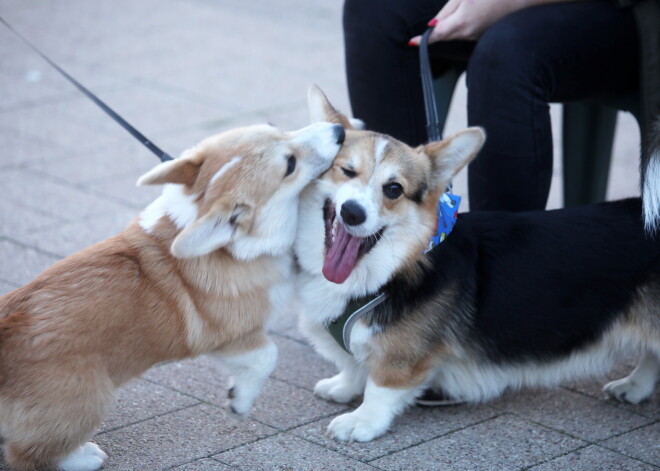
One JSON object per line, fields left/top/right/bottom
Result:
{"left": 371, "top": 197, "right": 659, "bottom": 366}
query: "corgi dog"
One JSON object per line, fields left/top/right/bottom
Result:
{"left": 294, "top": 85, "right": 660, "bottom": 442}
{"left": 0, "top": 121, "right": 345, "bottom": 470}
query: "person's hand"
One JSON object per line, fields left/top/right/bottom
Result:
{"left": 408, "top": 0, "right": 528, "bottom": 45}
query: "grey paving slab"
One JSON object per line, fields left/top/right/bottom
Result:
{"left": 95, "top": 404, "right": 276, "bottom": 470}
{"left": 23, "top": 139, "right": 160, "bottom": 186}
{"left": 490, "top": 387, "right": 654, "bottom": 442}
{"left": 91, "top": 172, "right": 164, "bottom": 210}
{"left": 0, "top": 238, "right": 59, "bottom": 285}
{"left": 249, "top": 378, "right": 348, "bottom": 431}
{"left": 0, "top": 126, "right": 71, "bottom": 170}
{"left": 171, "top": 459, "right": 234, "bottom": 470}
{"left": 214, "top": 434, "right": 375, "bottom": 471}
{"left": 0, "top": 69, "right": 69, "bottom": 111}
{"left": 600, "top": 423, "right": 660, "bottom": 467}
{"left": 564, "top": 357, "right": 660, "bottom": 420}
{"left": 99, "top": 378, "right": 201, "bottom": 434}
{"left": 0, "top": 103, "right": 118, "bottom": 153}
{"left": 370, "top": 414, "right": 586, "bottom": 471}
{"left": 0, "top": 280, "right": 18, "bottom": 296}
{"left": 0, "top": 198, "right": 60, "bottom": 235}
{"left": 2, "top": 168, "right": 130, "bottom": 222}
{"left": 143, "top": 353, "right": 346, "bottom": 432}
{"left": 18, "top": 209, "right": 137, "bottom": 257}
{"left": 294, "top": 404, "right": 499, "bottom": 462}
{"left": 269, "top": 334, "right": 338, "bottom": 391}
{"left": 529, "top": 445, "right": 658, "bottom": 471}
{"left": 143, "top": 355, "right": 232, "bottom": 403}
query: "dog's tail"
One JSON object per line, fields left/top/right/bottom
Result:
{"left": 642, "top": 116, "right": 660, "bottom": 234}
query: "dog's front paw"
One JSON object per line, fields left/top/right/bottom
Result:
{"left": 604, "top": 377, "right": 654, "bottom": 404}
{"left": 227, "top": 386, "right": 254, "bottom": 416}
{"left": 58, "top": 442, "right": 107, "bottom": 471}
{"left": 327, "top": 411, "right": 387, "bottom": 442}
{"left": 314, "top": 375, "right": 361, "bottom": 403}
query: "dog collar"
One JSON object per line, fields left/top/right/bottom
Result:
{"left": 325, "top": 192, "right": 461, "bottom": 354}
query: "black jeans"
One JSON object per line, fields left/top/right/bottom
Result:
{"left": 343, "top": 0, "right": 639, "bottom": 211}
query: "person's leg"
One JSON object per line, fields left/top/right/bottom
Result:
{"left": 344, "top": 0, "right": 465, "bottom": 147}
{"left": 466, "top": 1, "right": 639, "bottom": 211}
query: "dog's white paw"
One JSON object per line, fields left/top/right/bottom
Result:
{"left": 227, "top": 385, "right": 255, "bottom": 416}
{"left": 327, "top": 411, "right": 387, "bottom": 442}
{"left": 604, "top": 377, "right": 654, "bottom": 404}
{"left": 58, "top": 442, "right": 107, "bottom": 471}
{"left": 314, "top": 375, "right": 361, "bottom": 403}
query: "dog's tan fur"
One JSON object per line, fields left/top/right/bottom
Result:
{"left": 0, "top": 122, "right": 342, "bottom": 470}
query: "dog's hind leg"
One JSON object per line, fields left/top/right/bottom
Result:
{"left": 604, "top": 350, "right": 660, "bottom": 404}
{"left": 216, "top": 333, "right": 277, "bottom": 416}
{"left": 1, "top": 365, "right": 113, "bottom": 471}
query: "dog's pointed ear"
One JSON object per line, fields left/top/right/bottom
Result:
{"left": 307, "top": 84, "right": 364, "bottom": 129}
{"left": 421, "top": 127, "right": 486, "bottom": 184}
{"left": 170, "top": 199, "right": 254, "bottom": 258}
{"left": 137, "top": 147, "right": 203, "bottom": 187}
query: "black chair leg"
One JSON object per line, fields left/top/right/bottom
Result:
{"left": 562, "top": 103, "right": 618, "bottom": 207}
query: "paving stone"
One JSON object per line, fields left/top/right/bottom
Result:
{"left": 0, "top": 197, "right": 60, "bottom": 236}
{"left": 490, "top": 387, "right": 654, "bottom": 442}
{"left": 249, "top": 378, "right": 348, "bottom": 431}
{"left": 0, "top": 280, "right": 19, "bottom": 296}
{"left": 0, "top": 238, "right": 59, "bottom": 285}
{"left": 91, "top": 171, "right": 166, "bottom": 210}
{"left": 0, "top": 126, "right": 71, "bottom": 170}
{"left": 294, "top": 403, "right": 499, "bottom": 462}
{"left": 600, "top": 423, "right": 660, "bottom": 466}
{"left": 270, "top": 334, "right": 338, "bottom": 392}
{"left": 564, "top": 357, "right": 660, "bottom": 420}
{"left": 528, "top": 445, "right": 657, "bottom": 471}
{"left": 99, "top": 378, "right": 201, "bottom": 434}
{"left": 3, "top": 168, "right": 130, "bottom": 221}
{"left": 215, "top": 434, "right": 374, "bottom": 471}
{"left": 19, "top": 208, "right": 138, "bottom": 257}
{"left": 370, "top": 414, "right": 586, "bottom": 471}
{"left": 95, "top": 404, "right": 276, "bottom": 470}
{"left": 0, "top": 102, "right": 118, "bottom": 152}
{"left": 171, "top": 458, "right": 234, "bottom": 470}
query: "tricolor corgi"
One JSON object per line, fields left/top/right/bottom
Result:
{"left": 0, "top": 121, "right": 344, "bottom": 470}
{"left": 294, "top": 85, "right": 659, "bottom": 442}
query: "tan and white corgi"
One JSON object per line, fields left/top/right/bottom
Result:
{"left": 294, "top": 86, "right": 660, "bottom": 443}
{"left": 0, "top": 121, "right": 344, "bottom": 470}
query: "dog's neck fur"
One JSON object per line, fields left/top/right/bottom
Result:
{"left": 137, "top": 184, "right": 289, "bottom": 298}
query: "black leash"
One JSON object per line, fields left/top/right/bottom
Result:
{"left": 420, "top": 27, "right": 442, "bottom": 142}
{"left": 0, "top": 16, "right": 174, "bottom": 163}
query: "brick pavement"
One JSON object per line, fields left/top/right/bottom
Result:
{"left": 0, "top": 1, "right": 655, "bottom": 470}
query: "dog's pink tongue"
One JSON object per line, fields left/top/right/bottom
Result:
{"left": 323, "top": 223, "right": 361, "bottom": 284}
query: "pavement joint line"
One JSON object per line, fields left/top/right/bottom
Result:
{"left": 561, "top": 383, "right": 659, "bottom": 420}
{"left": 499, "top": 399, "right": 657, "bottom": 446}
{"left": 0, "top": 235, "right": 63, "bottom": 260}
{"left": 594, "top": 421, "right": 660, "bottom": 466}
{"left": 355, "top": 411, "right": 510, "bottom": 464}
{"left": 94, "top": 401, "right": 203, "bottom": 437}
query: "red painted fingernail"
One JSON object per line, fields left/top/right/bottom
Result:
{"left": 408, "top": 39, "right": 417, "bottom": 47}
{"left": 428, "top": 18, "right": 438, "bottom": 26}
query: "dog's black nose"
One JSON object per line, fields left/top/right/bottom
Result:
{"left": 334, "top": 125, "right": 345, "bottom": 145}
{"left": 340, "top": 200, "right": 366, "bottom": 226}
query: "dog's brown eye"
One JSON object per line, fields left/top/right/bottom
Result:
{"left": 383, "top": 182, "right": 403, "bottom": 199}
{"left": 342, "top": 167, "right": 357, "bottom": 178}
{"left": 285, "top": 154, "right": 296, "bottom": 177}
